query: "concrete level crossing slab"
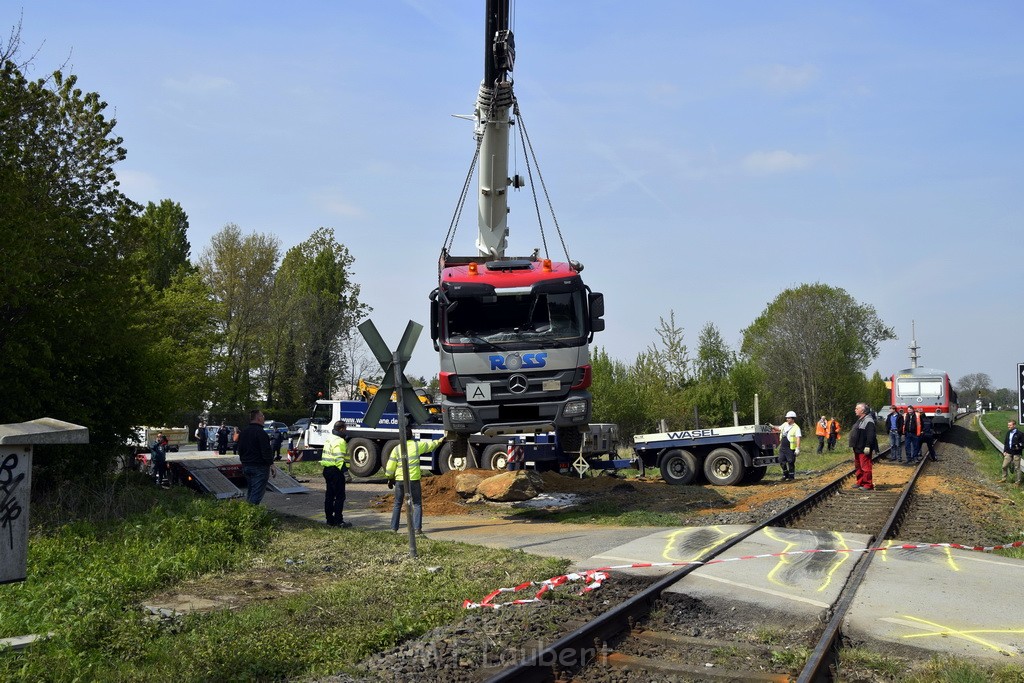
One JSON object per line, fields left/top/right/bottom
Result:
{"left": 844, "top": 539, "right": 1024, "bottom": 662}
{"left": 583, "top": 525, "right": 872, "bottom": 619}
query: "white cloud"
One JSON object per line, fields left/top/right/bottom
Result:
{"left": 751, "top": 64, "right": 820, "bottom": 95}
{"left": 163, "top": 75, "right": 236, "bottom": 94}
{"left": 115, "top": 169, "right": 160, "bottom": 201}
{"left": 741, "top": 150, "right": 816, "bottom": 174}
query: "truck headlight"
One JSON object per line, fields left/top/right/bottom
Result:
{"left": 562, "top": 400, "right": 588, "bottom": 417}
{"left": 449, "top": 407, "right": 475, "bottom": 423}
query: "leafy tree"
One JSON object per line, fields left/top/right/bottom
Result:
{"left": 866, "top": 371, "right": 890, "bottom": 413}
{"left": 147, "top": 270, "right": 221, "bottom": 413}
{"left": 955, "top": 373, "right": 993, "bottom": 402}
{"left": 0, "top": 49, "right": 164, "bottom": 477}
{"left": 274, "top": 228, "right": 369, "bottom": 405}
{"left": 199, "top": 223, "right": 280, "bottom": 410}
{"left": 590, "top": 346, "right": 650, "bottom": 439}
{"left": 686, "top": 322, "right": 738, "bottom": 427}
{"left": 741, "top": 283, "right": 895, "bottom": 425}
{"left": 134, "top": 199, "right": 192, "bottom": 290}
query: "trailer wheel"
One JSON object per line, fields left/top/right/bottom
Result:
{"left": 437, "top": 442, "right": 476, "bottom": 473}
{"left": 659, "top": 449, "right": 699, "bottom": 485}
{"left": 481, "top": 443, "right": 510, "bottom": 470}
{"left": 744, "top": 466, "right": 768, "bottom": 483}
{"left": 703, "top": 447, "right": 744, "bottom": 486}
{"left": 347, "top": 438, "right": 380, "bottom": 477}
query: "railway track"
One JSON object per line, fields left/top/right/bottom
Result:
{"left": 486, "top": 416, "right": 973, "bottom": 682}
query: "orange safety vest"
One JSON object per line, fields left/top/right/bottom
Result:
{"left": 815, "top": 420, "right": 828, "bottom": 437}
{"left": 909, "top": 412, "right": 923, "bottom": 436}
{"left": 828, "top": 420, "right": 840, "bottom": 438}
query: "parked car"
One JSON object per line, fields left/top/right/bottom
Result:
{"left": 264, "top": 421, "right": 289, "bottom": 440}
{"left": 204, "top": 425, "right": 239, "bottom": 452}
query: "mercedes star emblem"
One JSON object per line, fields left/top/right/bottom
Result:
{"left": 508, "top": 374, "right": 528, "bottom": 394}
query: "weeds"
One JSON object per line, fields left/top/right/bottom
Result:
{"left": 0, "top": 479, "right": 567, "bottom": 682}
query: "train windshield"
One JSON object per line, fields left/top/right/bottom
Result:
{"left": 897, "top": 379, "right": 943, "bottom": 399}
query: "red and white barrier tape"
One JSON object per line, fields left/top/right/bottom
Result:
{"left": 463, "top": 539, "right": 1024, "bottom": 609}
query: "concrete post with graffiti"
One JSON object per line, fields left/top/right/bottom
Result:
{"left": 0, "top": 418, "right": 88, "bottom": 584}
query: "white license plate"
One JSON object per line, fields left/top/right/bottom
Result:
{"left": 466, "top": 382, "right": 492, "bottom": 402}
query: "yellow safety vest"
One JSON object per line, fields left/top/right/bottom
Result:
{"left": 384, "top": 439, "right": 442, "bottom": 482}
{"left": 321, "top": 433, "right": 349, "bottom": 469}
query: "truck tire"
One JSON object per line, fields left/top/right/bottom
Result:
{"left": 703, "top": 447, "right": 744, "bottom": 486}
{"left": 557, "top": 426, "right": 584, "bottom": 454}
{"left": 481, "top": 443, "right": 510, "bottom": 470}
{"left": 659, "top": 448, "right": 699, "bottom": 485}
{"left": 379, "top": 440, "right": 401, "bottom": 473}
{"left": 744, "top": 466, "right": 768, "bottom": 483}
{"left": 437, "top": 441, "right": 476, "bottom": 474}
{"left": 347, "top": 438, "right": 380, "bottom": 478}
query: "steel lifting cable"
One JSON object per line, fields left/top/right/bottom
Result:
{"left": 513, "top": 101, "right": 572, "bottom": 264}
{"left": 441, "top": 136, "right": 482, "bottom": 271}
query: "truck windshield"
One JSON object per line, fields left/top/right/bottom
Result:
{"left": 445, "top": 290, "right": 585, "bottom": 347}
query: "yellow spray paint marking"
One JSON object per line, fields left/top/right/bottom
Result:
{"left": 661, "top": 527, "right": 738, "bottom": 563}
{"left": 899, "top": 615, "right": 1020, "bottom": 655}
{"left": 941, "top": 545, "right": 961, "bottom": 571}
{"left": 761, "top": 529, "right": 851, "bottom": 592}
{"left": 878, "top": 539, "right": 894, "bottom": 562}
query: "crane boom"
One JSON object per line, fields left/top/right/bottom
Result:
{"left": 474, "top": 0, "right": 515, "bottom": 258}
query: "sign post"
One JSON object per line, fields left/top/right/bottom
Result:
{"left": 1017, "top": 363, "right": 1024, "bottom": 427}
{"left": 358, "top": 320, "right": 429, "bottom": 557}
{"left": 1, "top": 418, "right": 88, "bottom": 584}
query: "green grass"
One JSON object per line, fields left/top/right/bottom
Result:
{"left": 0, "top": 477, "right": 568, "bottom": 682}
{"left": 904, "top": 655, "right": 1024, "bottom": 682}
{"left": 836, "top": 646, "right": 906, "bottom": 678}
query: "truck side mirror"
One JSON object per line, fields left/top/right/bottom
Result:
{"left": 588, "top": 292, "right": 605, "bottom": 338}
{"left": 429, "top": 288, "right": 440, "bottom": 350}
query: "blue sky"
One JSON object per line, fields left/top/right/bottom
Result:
{"left": 12, "top": 1, "right": 1024, "bottom": 396}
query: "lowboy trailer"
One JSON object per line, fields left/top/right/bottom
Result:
{"left": 633, "top": 425, "right": 780, "bottom": 486}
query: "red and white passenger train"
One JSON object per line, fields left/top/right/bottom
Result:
{"left": 889, "top": 367, "right": 959, "bottom": 434}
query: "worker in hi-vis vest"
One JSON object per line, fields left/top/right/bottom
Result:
{"left": 385, "top": 425, "right": 445, "bottom": 534}
{"left": 321, "top": 420, "right": 352, "bottom": 528}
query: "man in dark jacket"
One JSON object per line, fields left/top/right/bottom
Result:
{"left": 1000, "top": 420, "right": 1023, "bottom": 484}
{"left": 216, "top": 422, "right": 230, "bottom": 455}
{"left": 885, "top": 407, "right": 904, "bottom": 462}
{"left": 238, "top": 409, "right": 275, "bottom": 504}
{"left": 849, "top": 402, "right": 879, "bottom": 491}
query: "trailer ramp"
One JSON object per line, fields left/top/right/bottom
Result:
{"left": 174, "top": 458, "right": 242, "bottom": 499}
{"left": 267, "top": 466, "right": 308, "bottom": 494}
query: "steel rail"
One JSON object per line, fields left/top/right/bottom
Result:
{"left": 486, "top": 444, "right": 896, "bottom": 682}
{"left": 796, "top": 411, "right": 970, "bottom": 681}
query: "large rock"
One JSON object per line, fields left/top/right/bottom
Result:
{"left": 476, "top": 470, "right": 545, "bottom": 502}
{"left": 454, "top": 473, "right": 485, "bottom": 498}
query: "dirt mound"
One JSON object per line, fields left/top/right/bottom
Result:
{"left": 370, "top": 469, "right": 499, "bottom": 516}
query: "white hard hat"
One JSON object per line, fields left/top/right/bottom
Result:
{"left": 785, "top": 411, "right": 797, "bottom": 418}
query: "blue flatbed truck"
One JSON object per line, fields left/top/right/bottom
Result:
{"left": 296, "top": 400, "right": 626, "bottom": 477}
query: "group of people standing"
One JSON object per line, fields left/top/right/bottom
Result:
{"left": 775, "top": 403, "right": 879, "bottom": 490}
{"left": 884, "top": 406, "right": 937, "bottom": 464}
{"left": 814, "top": 415, "right": 842, "bottom": 453}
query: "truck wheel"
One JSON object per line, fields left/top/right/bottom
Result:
{"left": 347, "top": 438, "right": 380, "bottom": 477}
{"left": 557, "top": 426, "right": 584, "bottom": 454}
{"left": 481, "top": 443, "right": 509, "bottom": 470}
{"left": 437, "top": 442, "right": 476, "bottom": 473}
{"left": 659, "top": 449, "right": 699, "bottom": 485}
{"left": 744, "top": 466, "right": 768, "bottom": 483}
{"left": 380, "top": 440, "right": 400, "bottom": 472}
{"left": 703, "top": 447, "right": 744, "bottom": 486}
